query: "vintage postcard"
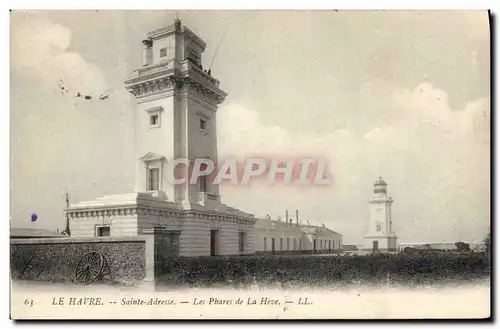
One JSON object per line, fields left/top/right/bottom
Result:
{"left": 9, "top": 10, "right": 491, "bottom": 320}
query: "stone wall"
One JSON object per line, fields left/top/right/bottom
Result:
{"left": 10, "top": 236, "right": 149, "bottom": 284}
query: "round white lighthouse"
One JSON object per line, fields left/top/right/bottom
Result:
{"left": 363, "top": 177, "right": 397, "bottom": 252}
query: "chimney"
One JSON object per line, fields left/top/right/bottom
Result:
{"left": 142, "top": 39, "right": 153, "bottom": 67}
{"left": 296, "top": 210, "right": 299, "bottom": 227}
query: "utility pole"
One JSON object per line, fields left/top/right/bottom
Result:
{"left": 64, "top": 192, "right": 71, "bottom": 236}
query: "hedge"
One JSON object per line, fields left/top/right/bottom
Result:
{"left": 159, "top": 252, "right": 490, "bottom": 288}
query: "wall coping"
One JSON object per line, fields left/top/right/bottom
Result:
{"left": 10, "top": 236, "right": 147, "bottom": 245}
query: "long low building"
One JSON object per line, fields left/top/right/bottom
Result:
{"left": 253, "top": 217, "right": 343, "bottom": 254}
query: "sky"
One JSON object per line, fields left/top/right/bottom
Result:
{"left": 10, "top": 10, "right": 490, "bottom": 244}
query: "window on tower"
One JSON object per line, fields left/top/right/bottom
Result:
{"left": 200, "top": 118, "right": 207, "bottom": 131}
{"left": 199, "top": 176, "right": 207, "bottom": 193}
{"left": 160, "top": 47, "right": 167, "bottom": 58}
{"left": 187, "top": 48, "right": 201, "bottom": 66}
{"left": 376, "top": 223, "right": 382, "bottom": 232}
{"left": 150, "top": 114, "right": 159, "bottom": 126}
{"left": 147, "top": 168, "right": 160, "bottom": 191}
{"left": 146, "top": 107, "right": 163, "bottom": 129}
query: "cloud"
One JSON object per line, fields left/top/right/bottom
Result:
{"left": 217, "top": 104, "right": 291, "bottom": 156}
{"left": 10, "top": 16, "right": 133, "bottom": 230}
{"left": 217, "top": 82, "right": 490, "bottom": 244}
{"left": 11, "top": 16, "right": 107, "bottom": 96}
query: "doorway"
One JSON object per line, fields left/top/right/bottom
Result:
{"left": 210, "top": 230, "right": 219, "bottom": 256}
{"left": 271, "top": 238, "right": 276, "bottom": 254}
{"left": 373, "top": 240, "right": 379, "bottom": 253}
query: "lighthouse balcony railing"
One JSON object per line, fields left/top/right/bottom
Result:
{"left": 181, "top": 61, "right": 220, "bottom": 88}
{"left": 130, "top": 59, "right": 176, "bottom": 78}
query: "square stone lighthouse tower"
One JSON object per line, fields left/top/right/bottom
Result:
{"left": 125, "top": 18, "right": 226, "bottom": 207}
{"left": 66, "top": 18, "right": 256, "bottom": 257}
{"left": 363, "top": 177, "right": 397, "bottom": 252}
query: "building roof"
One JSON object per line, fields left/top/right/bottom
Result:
{"left": 298, "top": 222, "right": 341, "bottom": 235}
{"left": 254, "top": 218, "right": 300, "bottom": 231}
{"left": 254, "top": 218, "right": 342, "bottom": 236}
{"left": 374, "top": 176, "right": 387, "bottom": 186}
{"left": 10, "top": 228, "right": 63, "bottom": 238}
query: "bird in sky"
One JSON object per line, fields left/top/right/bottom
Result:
{"left": 99, "top": 89, "right": 113, "bottom": 100}
{"left": 57, "top": 79, "right": 69, "bottom": 95}
{"left": 59, "top": 79, "right": 113, "bottom": 102}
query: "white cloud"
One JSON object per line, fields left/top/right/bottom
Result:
{"left": 218, "top": 104, "right": 291, "bottom": 156}
{"left": 217, "top": 82, "right": 490, "bottom": 244}
{"left": 10, "top": 17, "right": 133, "bottom": 231}
{"left": 11, "top": 17, "right": 107, "bottom": 96}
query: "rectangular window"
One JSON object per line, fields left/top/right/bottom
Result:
{"left": 199, "top": 176, "right": 207, "bottom": 193}
{"left": 299, "top": 238, "right": 302, "bottom": 250}
{"left": 150, "top": 114, "right": 159, "bottom": 127}
{"left": 187, "top": 49, "right": 200, "bottom": 65}
{"left": 280, "top": 238, "right": 283, "bottom": 251}
{"left": 263, "top": 237, "right": 267, "bottom": 251}
{"left": 171, "top": 234, "right": 179, "bottom": 246}
{"left": 293, "top": 238, "right": 296, "bottom": 250}
{"left": 239, "top": 232, "right": 246, "bottom": 253}
{"left": 97, "top": 226, "right": 110, "bottom": 237}
{"left": 286, "top": 238, "right": 290, "bottom": 251}
{"left": 147, "top": 168, "right": 160, "bottom": 191}
{"left": 200, "top": 118, "right": 207, "bottom": 131}
{"left": 146, "top": 107, "right": 163, "bottom": 128}
{"left": 160, "top": 47, "right": 167, "bottom": 57}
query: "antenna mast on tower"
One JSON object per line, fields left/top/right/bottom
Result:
{"left": 208, "top": 21, "right": 229, "bottom": 70}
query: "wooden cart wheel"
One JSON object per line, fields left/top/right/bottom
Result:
{"left": 75, "top": 251, "right": 104, "bottom": 285}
